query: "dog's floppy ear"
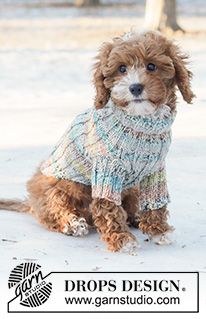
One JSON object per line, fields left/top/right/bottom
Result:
{"left": 168, "top": 44, "right": 195, "bottom": 104}
{"left": 93, "top": 42, "right": 113, "bottom": 109}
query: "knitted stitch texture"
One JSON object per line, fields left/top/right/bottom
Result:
{"left": 41, "top": 100, "right": 176, "bottom": 210}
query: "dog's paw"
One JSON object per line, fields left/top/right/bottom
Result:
{"left": 152, "top": 234, "right": 173, "bottom": 245}
{"left": 107, "top": 232, "right": 139, "bottom": 255}
{"left": 63, "top": 217, "right": 89, "bottom": 237}
{"left": 120, "top": 239, "right": 140, "bottom": 255}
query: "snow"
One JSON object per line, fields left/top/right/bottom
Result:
{"left": 0, "top": 4, "right": 206, "bottom": 318}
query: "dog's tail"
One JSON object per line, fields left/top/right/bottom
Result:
{"left": 0, "top": 199, "right": 31, "bottom": 213}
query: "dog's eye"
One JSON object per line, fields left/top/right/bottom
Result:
{"left": 119, "top": 65, "right": 127, "bottom": 74}
{"left": 146, "top": 63, "right": 157, "bottom": 72}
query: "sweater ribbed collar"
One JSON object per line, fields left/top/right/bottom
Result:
{"left": 97, "top": 99, "right": 176, "bottom": 135}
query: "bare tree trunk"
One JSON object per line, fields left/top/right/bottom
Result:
{"left": 144, "top": 0, "right": 184, "bottom": 32}
{"left": 144, "top": 0, "right": 164, "bottom": 30}
{"left": 74, "top": 0, "right": 100, "bottom": 7}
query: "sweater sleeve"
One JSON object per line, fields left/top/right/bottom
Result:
{"left": 91, "top": 157, "right": 126, "bottom": 206}
{"left": 139, "top": 167, "right": 170, "bottom": 211}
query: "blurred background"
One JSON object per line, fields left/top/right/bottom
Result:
{"left": 0, "top": 0, "right": 206, "bottom": 275}
{"left": 0, "top": 0, "right": 205, "bottom": 151}
{"left": 0, "top": 0, "right": 206, "bottom": 197}
{"left": 0, "top": 0, "right": 206, "bottom": 200}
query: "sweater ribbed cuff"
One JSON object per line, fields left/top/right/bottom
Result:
{"left": 91, "top": 158, "right": 125, "bottom": 206}
{"left": 139, "top": 168, "right": 170, "bottom": 211}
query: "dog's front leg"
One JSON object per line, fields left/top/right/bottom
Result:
{"left": 139, "top": 169, "right": 174, "bottom": 244}
{"left": 90, "top": 198, "right": 138, "bottom": 254}
{"left": 138, "top": 206, "right": 174, "bottom": 244}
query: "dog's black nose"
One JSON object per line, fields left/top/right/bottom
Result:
{"left": 129, "top": 83, "right": 144, "bottom": 97}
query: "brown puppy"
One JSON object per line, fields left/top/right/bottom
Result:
{"left": 0, "top": 31, "right": 194, "bottom": 254}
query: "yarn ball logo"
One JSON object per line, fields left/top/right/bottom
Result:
{"left": 8, "top": 263, "right": 52, "bottom": 308}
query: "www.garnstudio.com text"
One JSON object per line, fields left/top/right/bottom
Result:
{"left": 65, "top": 295, "right": 180, "bottom": 307}
{"left": 64, "top": 279, "right": 182, "bottom": 308}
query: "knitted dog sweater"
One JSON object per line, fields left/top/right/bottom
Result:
{"left": 41, "top": 100, "right": 176, "bottom": 211}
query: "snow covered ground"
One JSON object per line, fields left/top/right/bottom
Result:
{"left": 0, "top": 4, "right": 206, "bottom": 318}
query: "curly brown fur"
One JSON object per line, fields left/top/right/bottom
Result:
{"left": 122, "top": 187, "right": 140, "bottom": 227}
{"left": 90, "top": 198, "right": 137, "bottom": 252}
{"left": 138, "top": 207, "right": 174, "bottom": 238}
{"left": 93, "top": 42, "right": 114, "bottom": 108}
{"left": 26, "top": 169, "right": 93, "bottom": 233}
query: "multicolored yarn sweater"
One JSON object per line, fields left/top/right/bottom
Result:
{"left": 41, "top": 100, "right": 176, "bottom": 211}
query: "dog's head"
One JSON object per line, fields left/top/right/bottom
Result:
{"left": 93, "top": 31, "right": 195, "bottom": 116}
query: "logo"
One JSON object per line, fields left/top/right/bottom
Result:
{"left": 7, "top": 270, "right": 199, "bottom": 313}
{"left": 8, "top": 262, "right": 52, "bottom": 307}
